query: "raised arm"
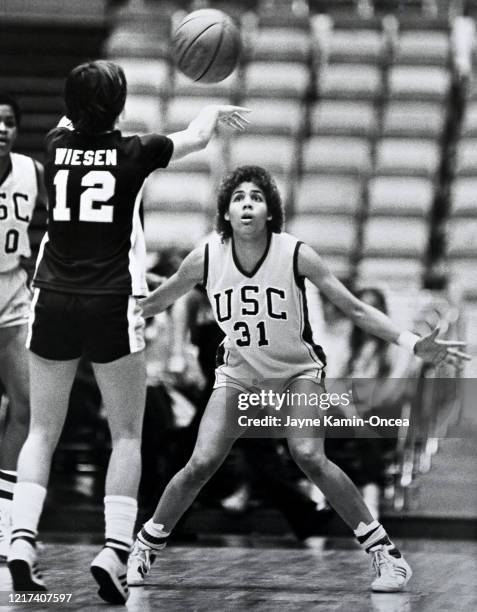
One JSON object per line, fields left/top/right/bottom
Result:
{"left": 139, "top": 246, "right": 205, "bottom": 318}
{"left": 168, "top": 104, "right": 250, "bottom": 161}
{"left": 298, "top": 243, "right": 470, "bottom": 365}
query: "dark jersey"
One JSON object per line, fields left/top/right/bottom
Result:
{"left": 33, "top": 127, "right": 173, "bottom": 295}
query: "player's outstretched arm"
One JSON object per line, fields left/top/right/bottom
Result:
{"left": 168, "top": 104, "right": 250, "bottom": 161}
{"left": 139, "top": 247, "right": 205, "bottom": 318}
{"left": 298, "top": 243, "right": 471, "bottom": 365}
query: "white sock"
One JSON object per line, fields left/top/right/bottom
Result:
{"left": 144, "top": 518, "right": 170, "bottom": 538}
{"left": 104, "top": 495, "right": 137, "bottom": 554}
{"left": 354, "top": 520, "right": 391, "bottom": 552}
{"left": 11, "top": 482, "right": 47, "bottom": 541}
{"left": 137, "top": 518, "right": 170, "bottom": 551}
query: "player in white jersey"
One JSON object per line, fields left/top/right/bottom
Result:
{"left": 128, "top": 165, "right": 470, "bottom": 593}
{"left": 0, "top": 94, "right": 45, "bottom": 562}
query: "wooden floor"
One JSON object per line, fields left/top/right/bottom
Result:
{"left": 1, "top": 538, "right": 476, "bottom": 611}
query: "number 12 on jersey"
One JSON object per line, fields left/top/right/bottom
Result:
{"left": 53, "top": 170, "right": 115, "bottom": 222}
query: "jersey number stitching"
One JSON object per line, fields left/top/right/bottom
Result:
{"left": 53, "top": 169, "right": 115, "bottom": 222}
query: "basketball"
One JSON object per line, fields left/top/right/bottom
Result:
{"left": 172, "top": 9, "right": 242, "bottom": 83}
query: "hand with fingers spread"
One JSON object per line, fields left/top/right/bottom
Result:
{"left": 414, "top": 327, "right": 472, "bottom": 366}
{"left": 215, "top": 105, "right": 251, "bottom": 131}
{"left": 168, "top": 105, "right": 251, "bottom": 160}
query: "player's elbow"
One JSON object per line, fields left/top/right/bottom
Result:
{"left": 350, "top": 303, "right": 367, "bottom": 323}
{"left": 192, "top": 127, "right": 210, "bottom": 149}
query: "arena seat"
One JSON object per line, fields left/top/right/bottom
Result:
{"left": 357, "top": 257, "right": 424, "bottom": 286}
{"left": 447, "top": 259, "right": 477, "bottom": 298}
{"left": 119, "top": 95, "right": 164, "bottom": 134}
{"left": 143, "top": 171, "right": 213, "bottom": 212}
{"left": 361, "top": 217, "right": 429, "bottom": 257}
{"left": 104, "top": 29, "right": 169, "bottom": 59}
{"left": 302, "top": 136, "right": 373, "bottom": 174}
{"left": 20, "top": 113, "right": 59, "bottom": 131}
{"left": 256, "top": 1, "right": 311, "bottom": 29}
{"left": 374, "top": 138, "right": 441, "bottom": 176}
{"left": 248, "top": 28, "right": 312, "bottom": 62}
{"left": 450, "top": 177, "right": 477, "bottom": 216}
{"left": 388, "top": 66, "right": 450, "bottom": 102}
{"left": 461, "top": 100, "right": 477, "bottom": 137}
{"left": 309, "top": 100, "right": 378, "bottom": 137}
{"left": 111, "top": 58, "right": 170, "bottom": 96}
{"left": 382, "top": 101, "right": 446, "bottom": 138}
{"left": 240, "top": 97, "right": 305, "bottom": 136}
{"left": 393, "top": 30, "right": 450, "bottom": 66}
{"left": 327, "top": 28, "right": 385, "bottom": 64}
{"left": 144, "top": 211, "right": 209, "bottom": 250}
{"left": 165, "top": 96, "right": 230, "bottom": 132}
{"left": 318, "top": 63, "right": 382, "bottom": 99}
{"left": 173, "top": 70, "right": 239, "bottom": 98}
{"left": 228, "top": 135, "right": 298, "bottom": 176}
{"left": 455, "top": 138, "right": 477, "bottom": 175}
{"left": 0, "top": 76, "right": 64, "bottom": 95}
{"left": 373, "top": 0, "right": 435, "bottom": 14}
{"left": 288, "top": 214, "right": 357, "bottom": 255}
{"left": 244, "top": 62, "right": 311, "bottom": 98}
{"left": 295, "top": 175, "right": 363, "bottom": 215}
{"left": 167, "top": 141, "right": 221, "bottom": 174}
{"left": 447, "top": 218, "right": 477, "bottom": 259}
{"left": 367, "top": 176, "right": 434, "bottom": 216}
{"left": 309, "top": 0, "right": 362, "bottom": 16}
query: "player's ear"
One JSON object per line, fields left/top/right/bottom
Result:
{"left": 267, "top": 214, "right": 272, "bottom": 221}
{"left": 224, "top": 211, "right": 230, "bottom": 221}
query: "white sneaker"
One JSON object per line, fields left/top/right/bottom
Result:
{"left": 127, "top": 540, "right": 155, "bottom": 586}
{"left": 8, "top": 538, "right": 46, "bottom": 591}
{"left": 0, "top": 509, "right": 11, "bottom": 561}
{"left": 370, "top": 546, "right": 412, "bottom": 592}
{"left": 90, "top": 547, "right": 128, "bottom": 604}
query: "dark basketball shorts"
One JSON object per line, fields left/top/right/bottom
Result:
{"left": 26, "top": 288, "right": 145, "bottom": 363}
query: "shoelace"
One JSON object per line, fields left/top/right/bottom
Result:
{"left": 372, "top": 549, "right": 395, "bottom": 578}
{"left": 132, "top": 545, "right": 151, "bottom": 571}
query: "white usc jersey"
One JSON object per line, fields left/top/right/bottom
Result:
{"left": 0, "top": 153, "right": 38, "bottom": 273}
{"left": 205, "top": 232, "right": 326, "bottom": 380}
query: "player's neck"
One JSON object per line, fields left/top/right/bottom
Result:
{"left": 232, "top": 231, "right": 269, "bottom": 272}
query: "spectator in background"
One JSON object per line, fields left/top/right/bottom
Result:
{"left": 345, "top": 288, "right": 393, "bottom": 519}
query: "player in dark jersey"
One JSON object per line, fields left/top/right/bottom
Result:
{"left": 7, "top": 60, "right": 250, "bottom": 604}
{"left": 127, "top": 165, "right": 470, "bottom": 593}
{"left": 0, "top": 94, "right": 46, "bottom": 563}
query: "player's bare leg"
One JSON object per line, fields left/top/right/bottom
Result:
{"left": 90, "top": 350, "right": 147, "bottom": 604}
{"left": 0, "top": 326, "right": 30, "bottom": 470}
{"left": 0, "top": 325, "right": 30, "bottom": 561}
{"left": 92, "top": 350, "right": 147, "bottom": 499}
{"left": 128, "top": 385, "right": 246, "bottom": 585}
{"left": 285, "top": 378, "right": 412, "bottom": 592}
{"left": 8, "top": 353, "right": 79, "bottom": 591}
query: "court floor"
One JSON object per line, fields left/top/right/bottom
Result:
{"left": 0, "top": 537, "right": 475, "bottom": 611}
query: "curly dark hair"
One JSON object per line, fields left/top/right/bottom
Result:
{"left": 0, "top": 93, "right": 21, "bottom": 127}
{"left": 64, "top": 60, "right": 127, "bottom": 135}
{"left": 215, "top": 165, "right": 284, "bottom": 240}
